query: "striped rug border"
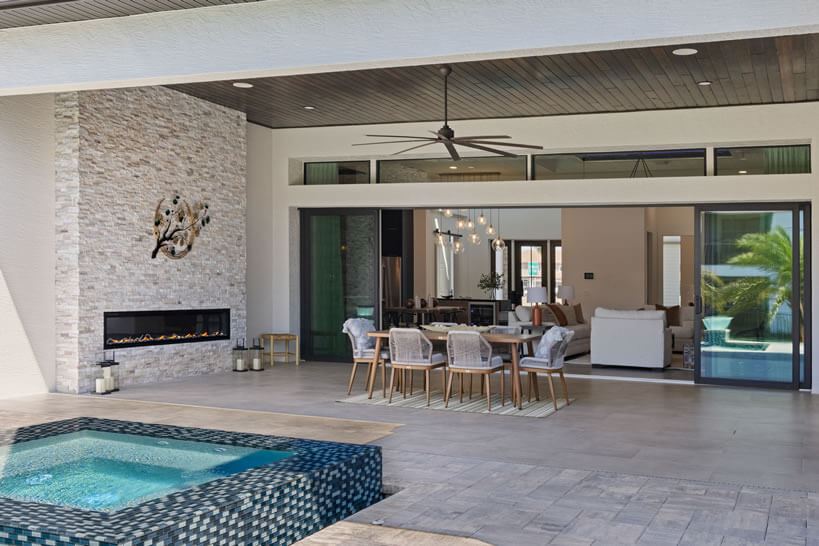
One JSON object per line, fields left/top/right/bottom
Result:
{"left": 338, "top": 390, "right": 572, "bottom": 418}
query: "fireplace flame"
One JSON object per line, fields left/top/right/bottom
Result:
{"left": 106, "top": 330, "right": 227, "bottom": 346}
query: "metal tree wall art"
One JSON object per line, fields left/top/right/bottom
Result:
{"left": 151, "top": 195, "right": 211, "bottom": 259}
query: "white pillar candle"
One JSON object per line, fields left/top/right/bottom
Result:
{"left": 105, "top": 376, "right": 114, "bottom": 392}
{"left": 252, "top": 357, "right": 262, "bottom": 370}
{"left": 103, "top": 367, "right": 112, "bottom": 379}
{"left": 236, "top": 358, "right": 246, "bottom": 371}
{"left": 95, "top": 378, "right": 106, "bottom": 394}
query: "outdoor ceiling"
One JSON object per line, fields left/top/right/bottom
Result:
{"left": 167, "top": 33, "right": 819, "bottom": 129}
{"left": 0, "top": 0, "right": 262, "bottom": 29}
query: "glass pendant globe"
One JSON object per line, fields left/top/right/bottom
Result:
{"left": 486, "top": 224, "right": 496, "bottom": 236}
{"left": 467, "top": 220, "right": 475, "bottom": 230}
{"left": 443, "top": 209, "right": 454, "bottom": 217}
{"left": 457, "top": 218, "right": 466, "bottom": 229}
{"left": 492, "top": 237, "right": 506, "bottom": 250}
{"left": 478, "top": 213, "right": 487, "bottom": 225}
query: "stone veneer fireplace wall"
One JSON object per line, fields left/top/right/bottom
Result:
{"left": 55, "top": 86, "right": 247, "bottom": 394}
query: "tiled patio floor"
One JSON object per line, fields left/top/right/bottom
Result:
{"left": 9, "top": 361, "right": 819, "bottom": 545}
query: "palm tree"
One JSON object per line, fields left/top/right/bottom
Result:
{"left": 723, "top": 226, "right": 803, "bottom": 340}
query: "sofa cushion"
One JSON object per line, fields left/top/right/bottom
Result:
{"left": 595, "top": 308, "right": 666, "bottom": 324}
{"left": 546, "top": 304, "right": 568, "bottom": 326}
{"left": 514, "top": 305, "right": 532, "bottom": 322}
{"left": 567, "top": 323, "right": 590, "bottom": 340}
{"left": 574, "top": 304, "right": 585, "bottom": 324}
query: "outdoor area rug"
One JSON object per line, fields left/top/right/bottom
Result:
{"left": 339, "top": 390, "right": 572, "bottom": 418}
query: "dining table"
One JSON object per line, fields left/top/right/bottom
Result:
{"left": 366, "top": 329, "right": 542, "bottom": 409}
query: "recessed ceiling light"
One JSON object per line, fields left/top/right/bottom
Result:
{"left": 697, "top": 80, "right": 712, "bottom": 86}
{"left": 738, "top": 170, "right": 748, "bottom": 174}
{"left": 449, "top": 166, "right": 458, "bottom": 170}
{"left": 467, "top": 166, "right": 475, "bottom": 169}
{"left": 303, "top": 105, "right": 316, "bottom": 110}
{"left": 232, "top": 82, "right": 253, "bottom": 89}
{"left": 672, "top": 47, "right": 698, "bottom": 56}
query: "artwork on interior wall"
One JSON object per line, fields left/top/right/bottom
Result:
{"left": 151, "top": 194, "right": 211, "bottom": 259}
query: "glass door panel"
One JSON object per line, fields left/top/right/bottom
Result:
{"left": 696, "top": 207, "right": 798, "bottom": 387}
{"left": 516, "top": 242, "right": 545, "bottom": 305}
{"left": 301, "top": 209, "right": 378, "bottom": 361}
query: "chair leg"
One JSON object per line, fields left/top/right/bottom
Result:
{"left": 445, "top": 370, "right": 454, "bottom": 407}
{"left": 485, "top": 372, "right": 492, "bottom": 412}
{"left": 500, "top": 368, "right": 505, "bottom": 407}
{"left": 388, "top": 368, "right": 396, "bottom": 403}
{"left": 402, "top": 369, "right": 407, "bottom": 398}
{"left": 559, "top": 369, "right": 570, "bottom": 405}
{"left": 381, "top": 361, "right": 387, "bottom": 398}
{"left": 425, "top": 369, "right": 431, "bottom": 407}
{"left": 546, "top": 372, "right": 558, "bottom": 411}
{"left": 459, "top": 373, "right": 464, "bottom": 403}
{"left": 527, "top": 373, "right": 532, "bottom": 403}
{"left": 468, "top": 375, "right": 473, "bottom": 400}
{"left": 533, "top": 372, "right": 541, "bottom": 401}
{"left": 347, "top": 362, "right": 358, "bottom": 395}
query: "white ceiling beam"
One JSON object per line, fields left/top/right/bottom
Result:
{"left": 2, "top": 0, "right": 819, "bottom": 96}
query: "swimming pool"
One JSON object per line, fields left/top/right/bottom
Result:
{"left": 0, "top": 418, "right": 382, "bottom": 546}
{"left": 0, "top": 430, "right": 292, "bottom": 511}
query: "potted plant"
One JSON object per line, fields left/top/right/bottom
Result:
{"left": 477, "top": 272, "right": 504, "bottom": 300}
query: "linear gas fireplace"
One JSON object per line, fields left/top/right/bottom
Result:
{"left": 104, "top": 309, "right": 230, "bottom": 349}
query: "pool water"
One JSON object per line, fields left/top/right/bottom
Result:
{"left": 0, "top": 430, "right": 291, "bottom": 511}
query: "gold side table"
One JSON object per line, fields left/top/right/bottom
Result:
{"left": 261, "top": 333, "right": 301, "bottom": 366}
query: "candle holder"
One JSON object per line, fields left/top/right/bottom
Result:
{"left": 249, "top": 339, "right": 264, "bottom": 372}
{"left": 233, "top": 339, "right": 248, "bottom": 372}
{"left": 95, "top": 352, "right": 120, "bottom": 395}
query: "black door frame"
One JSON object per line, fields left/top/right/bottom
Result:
{"left": 299, "top": 208, "right": 381, "bottom": 362}
{"left": 694, "top": 202, "right": 811, "bottom": 390}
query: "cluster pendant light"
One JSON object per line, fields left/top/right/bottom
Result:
{"left": 435, "top": 208, "right": 503, "bottom": 252}
{"left": 492, "top": 209, "right": 506, "bottom": 251}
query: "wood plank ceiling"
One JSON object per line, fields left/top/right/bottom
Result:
{"left": 167, "top": 33, "right": 819, "bottom": 129}
{"left": 0, "top": 0, "right": 261, "bottom": 29}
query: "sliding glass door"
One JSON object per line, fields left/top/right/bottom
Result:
{"left": 300, "top": 209, "right": 379, "bottom": 361}
{"left": 695, "top": 204, "right": 810, "bottom": 389}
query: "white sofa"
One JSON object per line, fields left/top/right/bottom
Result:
{"left": 508, "top": 305, "right": 590, "bottom": 357}
{"left": 590, "top": 308, "right": 672, "bottom": 368}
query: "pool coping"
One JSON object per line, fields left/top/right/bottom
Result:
{"left": 0, "top": 417, "right": 382, "bottom": 546}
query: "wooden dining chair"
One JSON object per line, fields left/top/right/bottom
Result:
{"left": 445, "top": 331, "right": 506, "bottom": 411}
{"left": 342, "top": 318, "right": 389, "bottom": 397}
{"left": 387, "top": 328, "right": 446, "bottom": 406}
{"left": 519, "top": 328, "right": 574, "bottom": 411}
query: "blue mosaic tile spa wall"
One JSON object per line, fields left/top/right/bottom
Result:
{"left": 0, "top": 418, "right": 382, "bottom": 546}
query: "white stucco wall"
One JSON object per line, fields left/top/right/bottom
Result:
{"left": 0, "top": 94, "right": 55, "bottom": 395}
{"left": 2, "top": 0, "right": 819, "bottom": 96}
{"left": 248, "top": 100, "right": 819, "bottom": 391}
{"left": 246, "top": 122, "right": 275, "bottom": 341}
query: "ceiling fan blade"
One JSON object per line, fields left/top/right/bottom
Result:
{"left": 454, "top": 139, "right": 544, "bottom": 150}
{"left": 443, "top": 141, "right": 461, "bottom": 161}
{"left": 455, "top": 141, "right": 518, "bottom": 158}
{"left": 453, "top": 135, "right": 512, "bottom": 140}
{"left": 393, "top": 141, "right": 439, "bottom": 155}
{"left": 352, "top": 139, "right": 438, "bottom": 146}
{"left": 364, "top": 134, "right": 435, "bottom": 140}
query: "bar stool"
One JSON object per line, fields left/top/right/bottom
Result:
{"left": 261, "top": 333, "right": 301, "bottom": 366}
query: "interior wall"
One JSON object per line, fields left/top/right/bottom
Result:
{"left": 645, "top": 206, "right": 695, "bottom": 305}
{"left": 0, "top": 94, "right": 54, "bottom": 395}
{"left": 562, "top": 207, "right": 648, "bottom": 314}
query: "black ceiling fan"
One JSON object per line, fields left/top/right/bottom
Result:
{"left": 353, "top": 65, "right": 543, "bottom": 161}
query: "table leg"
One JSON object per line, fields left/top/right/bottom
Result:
{"left": 367, "top": 337, "right": 383, "bottom": 399}
{"left": 511, "top": 342, "right": 522, "bottom": 409}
